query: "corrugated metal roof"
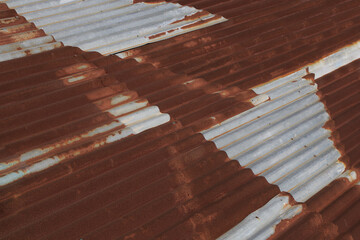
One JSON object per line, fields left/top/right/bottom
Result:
{"left": 0, "top": 0, "right": 359, "bottom": 239}
{"left": 218, "top": 55, "right": 360, "bottom": 239}
{"left": 0, "top": 2, "right": 62, "bottom": 61}
{"left": 0, "top": 47, "right": 170, "bottom": 186}
{"left": 2, "top": 0, "right": 226, "bottom": 54}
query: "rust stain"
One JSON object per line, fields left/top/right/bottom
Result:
{"left": 171, "top": 11, "right": 210, "bottom": 25}
{"left": 133, "top": 0, "right": 165, "bottom": 4}
{"left": 0, "top": 0, "right": 359, "bottom": 240}
{"left": 148, "top": 31, "right": 167, "bottom": 40}
{"left": 181, "top": 15, "right": 223, "bottom": 30}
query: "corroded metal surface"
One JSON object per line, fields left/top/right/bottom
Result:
{"left": 0, "top": 47, "right": 170, "bottom": 186}
{"left": 0, "top": 48, "right": 276, "bottom": 240}
{"left": 218, "top": 57, "right": 360, "bottom": 239}
{"left": 2, "top": 0, "right": 226, "bottom": 54}
{"left": 0, "top": 3, "right": 62, "bottom": 61}
{"left": 0, "top": 0, "right": 359, "bottom": 240}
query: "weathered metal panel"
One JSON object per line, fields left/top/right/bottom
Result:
{"left": 0, "top": 46, "right": 170, "bottom": 186}
{"left": 4, "top": 0, "right": 226, "bottom": 54}
{"left": 0, "top": 0, "right": 359, "bottom": 240}
{"left": 0, "top": 2, "right": 62, "bottom": 61}
{"left": 216, "top": 43, "right": 360, "bottom": 239}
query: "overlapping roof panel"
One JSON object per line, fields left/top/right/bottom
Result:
{"left": 0, "top": 47, "right": 173, "bottom": 186}
{"left": 2, "top": 0, "right": 226, "bottom": 54}
{"left": 0, "top": 2, "right": 62, "bottom": 61}
{"left": 0, "top": 0, "right": 359, "bottom": 239}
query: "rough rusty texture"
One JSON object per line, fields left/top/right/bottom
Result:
{"left": 309, "top": 59, "right": 360, "bottom": 240}
{"left": 0, "top": 6, "right": 44, "bottom": 44}
{"left": 125, "top": 1, "right": 360, "bottom": 239}
{"left": 0, "top": 3, "right": 61, "bottom": 61}
{"left": 267, "top": 59, "right": 360, "bottom": 240}
{"left": 0, "top": 48, "right": 129, "bottom": 167}
{"left": 0, "top": 46, "right": 275, "bottom": 240}
{"left": 125, "top": 0, "right": 360, "bottom": 90}
{"left": 315, "top": 59, "right": 360, "bottom": 170}
{"left": 0, "top": 0, "right": 359, "bottom": 239}
{"left": 269, "top": 174, "right": 360, "bottom": 240}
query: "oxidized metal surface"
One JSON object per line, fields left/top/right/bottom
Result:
{"left": 217, "top": 54, "right": 360, "bottom": 240}
{"left": 0, "top": 47, "right": 170, "bottom": 186}
{"left": 0, "top": 47, "right": 276, "bottom": 240}
{"left": 0, "top": 2, "right": 62, "bottom": 61}
{"left": 2, "top": 0, "right": 226, "bottom": 55}
{"left": 0, "top": 0, "right": 359, "bottom": 239}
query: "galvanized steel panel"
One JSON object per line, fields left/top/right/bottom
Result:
{"left": 4, "top": 0, "right": 227, "bottom": 54}
{"left": 0, "top": 3, "right": 62, "bottom": 61}
{"left": 215, "top": 42, "right": 360, "bottom": 240}
{"left": 0, "top": 1, "right": 359, "bottom": 240}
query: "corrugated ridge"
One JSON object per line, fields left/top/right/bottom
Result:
{"left": 258, "top": 59, "right": 360, "bottom": 239}
{"left": 315, "top": 59, "right": 360, "bottom": 170}
{"left": 0, "top": 0, "right": 359, "bottom": 239}
{"left": 0, "top": 46, "right": 173, "bottom": 187}
{"left": 0, "top": 60, "right": 278, "bottom": 238}
{"left": 269, "top": 171, "right": 359, "bottom": 239}
{"left": 0, "top": 46, "right": 268, "bottom": 240}
{"left": 4, "top": 0, "right": 227, "bottom": 55}
{"left": 0, "top": 2, "right": 62, "bottom": 61}
{"left": 125, "top": 0, "right": 360, "bottom": 90}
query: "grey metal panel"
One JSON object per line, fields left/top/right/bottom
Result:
{"left": 215, "top": 40, "right": 360, "bottom": 240}
{"left": 3, "top": 0, "right": 227, "bottom": 54}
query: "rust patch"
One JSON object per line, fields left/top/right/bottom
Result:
{"left": 1, "top": 1, "right": 360, "bottom": 240}
{"left": 171, "top": 11, "right": 210, "bottom": 25}
{"left": 133, "top": 0, "right": 165, "bottom": 3}
{"left": 148, "top": 31, "right": 167, "bottom": 40}
{"left": 181, "top": 15, "right": 223, "bottom": 30}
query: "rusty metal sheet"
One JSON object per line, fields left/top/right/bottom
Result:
{"left": 0, "top": 47, "right": 170, "bottom": 186}
{"left": 0, "top": 3, "right": 62, "bottom": 61}
{"left": 0, "top": 0, "right": 359, "bottom": 240}
{"left": 216, "top": 48, "right": 360, "bottom": 239}
{"left": 5, "top": 0, "right": 227, "bottom": 55}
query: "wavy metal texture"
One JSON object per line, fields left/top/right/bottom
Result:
{"left": 0, "top": 2, "right": 62, "bottom": 61}
{"left": 0, "top": 0, "right": 359, "bottom": 240}
{"left": 0, "top": 46, "right": 278, "bottom": 240}
{"left": 216, "top": 55, "right": 360, "bottom": 240}
{"left": 1, "top": 0, "right": 226, "bottom": 54}
{"left": 0, "top": 47, "right": 170, "bottom": 186}
{"left": 122, "top": 1, "right": 360, "bottom": 237}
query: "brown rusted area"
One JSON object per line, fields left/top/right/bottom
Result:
{"left": 0, "top": 8, "right": 45, "bottom": 45}
{"left": 121, "top": 3, "right": 360, "bottom": 237}
{"left": 305, "top": 172, "right": 360, "bottom": 240}
{"left": 314, "top": 59, "right": 360, "bottom": 170}
{"left": 181, "top": 15, "right": 223, "bottom": 30}
{"left": 0, "top": 7, "right": 271, "bottom": 240}
{"left": 270, "top": 210, "right": 338, "bottom": 240}
{"left": 133, "top": 0, "right": 165, "bottom": 3}
{"left": 0, "top": 44, "right": 278, "bottom": 240}
{"left": 268, "top": 171, "right": 359, "bottom": 239}
{"left": 148, "top": 31, "right": 167, "bottom": 40}
{"left": 126, "top": 0, "right": 360, "bottom": 92}
{"left": 1, "top": 1, "right": 360, "bottom": 240}
{"left": 171, "top": 10, "right": 209, "bottom": 25}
